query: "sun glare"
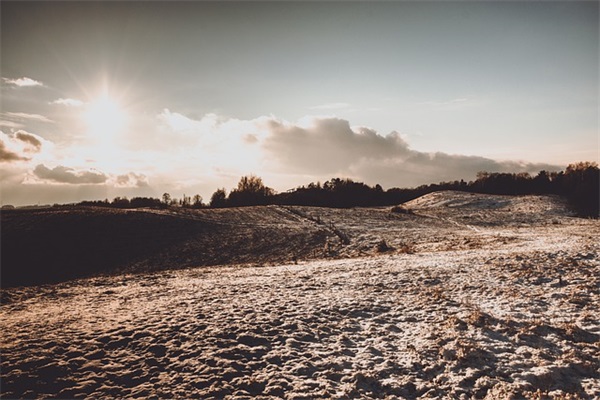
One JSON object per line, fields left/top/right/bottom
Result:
{"left": 83, "top": 94, "right": 127, "bottom": 144}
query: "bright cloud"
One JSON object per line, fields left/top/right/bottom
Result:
{"left": 127, "top": 110, "right": 266, "bottom": 173}
{"left": 0, "top": 120, "right": 25, "bottom": 129}
{"left": 0, "top": 141, "right": 29, "bottom": 163}
{"left": 1, "top": 111, "right": 563, "bottom": 205}
{"left": 2, "top": 112, "right": 53, "bottom": 123}
{"left": 159, "top": 109, "right": 217, "bottom": 133}
{"left": 51, "top": 98, "right": 84, "bottom": 107}
{"left": 2, "top": 77, "right": 43, "bottom": 87}
{"left": 141, "top": 112, "right": 561, "bottom": 191}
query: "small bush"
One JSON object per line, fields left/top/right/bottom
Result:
{"left": 391, "top": 205, "right": 413, "bottom": 214}
{"left": 375, "top": 239, "right": 391, "bottom": 252}
{"left": 398, "top": 242, "right": 416, "bottom": 254}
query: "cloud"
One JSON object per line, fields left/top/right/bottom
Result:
{"left": 51, "top": 98, "right": 84, "bottom": 107}
{"left": 128, "top": 109, "right": 264, "bottom": 167}
{"left": 15, "top": 130, "right": 43, "bottom": 151}
{"left": 347, "top": 151, "right": 559, "bottom": 188}
{"left": 159, "top": 109, "right": 213, "bottom": 133}
{"left": 259, "top": 116, "right": 560, "bottom": 188}
{"left": 33, "top": 164, "right": 108, "bottom": 184}
{"left": 114, "top": 172, "right": 149, "bottom": 188}
{"left": 0, "top": 111, "right": 565, "bottom": 206}
{"left": 139, "top": 111, "right": 561, "bottom": 191}
{"left": 0, "top": 141, "right": 29, "bottom": 162}
{"left": 309, "top": 102, "right": 351, "bottom": 110}
{"left": 263, "top": 117, "right": 411, "bottom": 175}
{"left": 243, "top": 134, "right": 259, "bottom": 144}
{"left": 0, "top": 130, "right": 45, "bottom": 163}
{"left": 2, "top": 77, "right": 43, "bottom": 87}
{"left": 2, "top": 112, "right": 53, "bottom": 123}
{"left": 0, "top": 120, "right": 25, "bottom": 129}
{"left": 132, "top": 109, "right": 221, "bottom": 150}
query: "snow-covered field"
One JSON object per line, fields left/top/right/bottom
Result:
{"left": 1, "top": 192, "right": 599, "bottom": 399}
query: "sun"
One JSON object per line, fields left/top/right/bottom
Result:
{"left": 83, "top": 94, "right": 127, "bottom": 144}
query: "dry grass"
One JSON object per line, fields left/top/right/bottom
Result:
{"left": 1, "top": 191, "right": 598, "bottom": 399}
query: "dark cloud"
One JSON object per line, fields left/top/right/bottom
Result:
{"left": 264, "top": 118, "right": 410, "bottom": 174}
{"left": 115, "top": 173, "right": 149, "bottom": 188}
{"left": 0, "top": 141, "right": 29, "bottom": 162}
{"left": 0, "top": 130, "right": 44, "bottom": 162}
{"left": 15, "top": 130, "right": 42, "bottom": 150}
{"left": 33, "top": 164, "right": 108, "bottom": 184}
{"left": 349, "top": 152, "right": 560, "bottom": 188}
{"left": 243, "top": 134, "right": 259, "bottom": 144}
{"left": 262, "top": 117, "right": 561, "bottom": 188}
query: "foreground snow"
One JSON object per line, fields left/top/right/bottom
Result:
{"left": 1, "top": 192, "right": 599, "bottom": 399}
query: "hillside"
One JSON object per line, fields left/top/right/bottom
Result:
{"left": 1, "top": 191, "right": 599, "bottom": 398}
{"left": 1, "top": 205, "right": 330, "bottom": 287}
{"left": 0, "top": 192, "right": 582, "bottom": 287}
{"left": 404, "top": 191, "right": 574, "bottom": 224}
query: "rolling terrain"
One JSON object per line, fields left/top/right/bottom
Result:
{"left": 1, "top": 191, "right": 599, "bottom": 398}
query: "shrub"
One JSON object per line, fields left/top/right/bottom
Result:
{"left": 391, "top": 205, "right": 413, "bottom": 214}
{"left": 398, "top": 242, "right": 416, "bottom": 254}
{"left": 375, "top": 239, "right": 391, "bottom": 252}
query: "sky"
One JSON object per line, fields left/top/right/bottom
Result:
{"left": 1, "top": 1, "right": 598, "bottom": 206}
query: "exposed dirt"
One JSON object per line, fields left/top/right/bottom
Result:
{"left": 1, "top": 192, "right": 599, "bottom": 399}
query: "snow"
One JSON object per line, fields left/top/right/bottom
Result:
{"left": 1, "top": 192, "right": 598, "bottom": 398}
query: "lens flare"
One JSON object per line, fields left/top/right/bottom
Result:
{"left": 83, "top": 94, "right": 127, "bottom": 145}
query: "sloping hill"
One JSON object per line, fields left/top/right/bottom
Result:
{"left": 0, "top": 206, "right": 332, "bottom": 287}
{"left": 403, "top": 191, "right": 575, "bottom": 226}
{"left": 0, "top": 192, "right": 579, "bottom": 287}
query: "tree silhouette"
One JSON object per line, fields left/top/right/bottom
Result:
{"left": 228, "top": 175, "right": 275, "bottom": 206}
{"left": 192, "top": 194, "right": 203, "bottom": 208}
{"left": 130, "top": 197, "right": 162, "bottom": 208}
{"left": 180, "top": 194, "right": 191, "bottom": 208}
{"left": 532, "top": 170, "right": 551, "bottom": 194}
{"left": 111, "top": 197, "right": 130, "bottom": 208}
{"left": 210, "top": 188, "right": 227, "bottom": 208}
{"left": 70, "top": 162, "right": 597, "bottom": 217}
{"left": 561, "top": 162, "right": 599, "bottom": 217}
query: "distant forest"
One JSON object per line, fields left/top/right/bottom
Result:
{"left": 75, "top": 162, "right": 598, "bottom": 217}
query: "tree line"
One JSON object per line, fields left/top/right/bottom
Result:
{"left": 79, "top": 193, "right": 204, "bottom": 209}
{"left": 77, "top": 162, "right": 599, "bottom": 217}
